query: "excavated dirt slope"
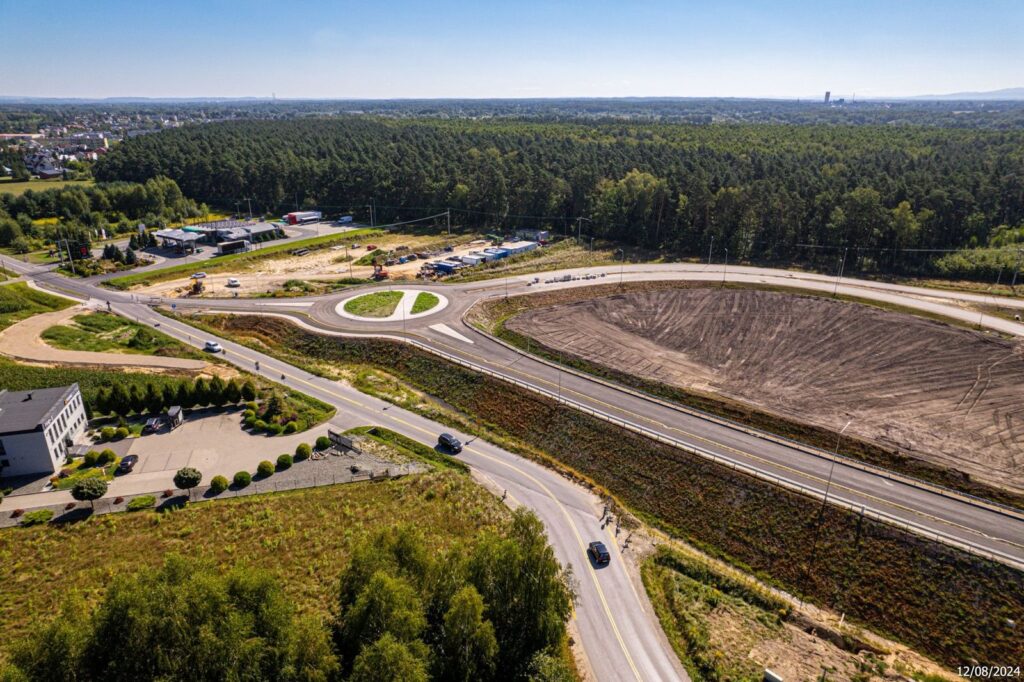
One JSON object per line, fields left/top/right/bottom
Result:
{"left": 506, "top": 288, "right": 1024, "bottom": 492}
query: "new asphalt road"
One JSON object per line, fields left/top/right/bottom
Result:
{"left": 6, "top": 254, "right": 1024, "bottom": 680}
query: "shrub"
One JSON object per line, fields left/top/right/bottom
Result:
{"left": 162, "top": 489, "right": 174, "bottom": 498}
{"left": 269, "top": 423, "right": 284, "bottom": 436}
{"left": 244, "top": 400, "right": 259, "bottom": 412}
{"left": 65, "top": 502, "right": 76, "bottom": 510}
{"left": 209, "top": 475, "right": 229, "bottom": 494}
{"left": 283, "top": 420, "right": 298, "bottom": 434}
{"left": 276, "top": 454, "right": 293, "bottom": 470}
{"left": 71, "top": 478, "right": 108, "bottom": 508}
{"left": 257, "top": 460, "right": 275, "bottom": 477}
{"left": 127, "top": 495, "right": 156, "bottom": 511}
{"left": 82, "top": 450, "right": 99, "bottom": 467}
{"left": 244, "top": 415, "right": 257, "bottom": 427}
{"left": 115, "top": 426, "right": 130, "bottom": 440}
{"left": 11, "top": 509, "right": 24, "bottom": 518}
{"left": 100, "top": 426, "right": 116, "bottom": 441}
{"left": 253, "top": 419, "right": 267, "bottom": 431}
{"left": 315, "top": 436, "right": 332, "bottom": 451}
{"left": 242, "top": 409, "right": 255, "bottom": 420}
{"left": 295, "top": 443, "right": 312, "bottom": 461}
{"left": 113, "top": 496, "right": 124, "bottom": 505}
{"left": 98, "top": 449, "right": 117, "bottom": 465}
{"left": 233, "top": 471, "right": 252, "bottom": 488}
{"left": 21, "top": 509, "right": 54, "bottom": 526}
{"left": 173, "top": 467, "right": 203, "bottom": 498}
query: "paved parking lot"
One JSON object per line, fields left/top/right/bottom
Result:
{"left": 128, "top": 410, "right": 332, "bottom": 480}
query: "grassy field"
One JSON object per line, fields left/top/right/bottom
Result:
{"left": 411, "top": 291, "right": 439, "bottom": 314}
{"left": 342, "top": 290, "right": 403, "bottom": 317}
{"left": 0, "top": 469, "right": 510, "bottom": 652}
{"left": 41, "top": 311, "right": 205, "bottom": 359}
{"left": 103, "top": 228, "right": 383, "bottom": 290}
{"left": 470, "top": 280, "right": 1024, "bottom": 510}
{"left": 0, "top": 178, "right": 95, "bottom": 196}
{"left": 187, "top": 313, "right": 1024, "bottom": 669}
{"left": 0, "top": 282, "right": 72, "bottom": 331}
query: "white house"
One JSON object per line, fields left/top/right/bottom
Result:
{"left": 0, "top": 384, "right": 87, "bottom": 477}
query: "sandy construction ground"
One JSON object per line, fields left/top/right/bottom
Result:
{"left": 507, "top": 288, "right": 1024, "bottom": 492}
{"left": 137, "top": 233, "right": 487, "bottom": 298}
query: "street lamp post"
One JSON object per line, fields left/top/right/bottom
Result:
{"left": 722, "top": 248, "right": 728, "bottom": 286}
{"left": 833, "top": 247, "right": 848, "bottom": 297}
{"left": 821, "top": 419, "right": 852, "bottom": 509}
{"left": 707, "top": 236, "right": 714, "bottom": 265}
{"left": 617, "top": 249, "right": 625, "bottom": 286}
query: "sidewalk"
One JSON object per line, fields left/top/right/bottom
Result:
{"left": 0, "top": 450, "right": 427, "bottom": 528}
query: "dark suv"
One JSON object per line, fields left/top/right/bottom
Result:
{"left": 117, "top": 455, "right": 139, "bottom": 474}
{"left": 587, "top": 541, "right": 610, "bottom": 565}
{"left": 437, "top": 433, "right": 463, "bottom": 454}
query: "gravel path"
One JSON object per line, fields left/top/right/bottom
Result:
{"left": 0, "top": 304, "right": 206, "bottom": 370}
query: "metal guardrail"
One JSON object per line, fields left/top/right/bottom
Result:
{"left": 468, "top": 313, "right": 1024, "bottom": 523}
{"left": 399, "top": 336, "right": 1024, "bottom": 570}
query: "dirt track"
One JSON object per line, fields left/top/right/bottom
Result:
{"left": 506, "top": 288, "right": 1024, "bottom": 492}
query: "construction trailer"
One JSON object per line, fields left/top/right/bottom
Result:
{"left": 283, "top": 211, "right": 322, "bottom": 225}
{"left": 483, "top": 247, "right": 510, "bottom": 260}
{"left": 502, "top": 240, "right": 539, "bottom": 256}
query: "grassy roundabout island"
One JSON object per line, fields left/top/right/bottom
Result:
{"left": 342, "top": 290, "right": 404, "bottom": 318}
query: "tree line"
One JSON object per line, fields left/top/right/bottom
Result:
{"left": 0, "top": 177, "right": 203, "bottom": 254}
{"left": 2, "top": 517, "right": 575, "bottom": 681}
{"left": 92, "top": 376, "right": 258, "bottom": 418}
{"left": 93, "top": 118, "right": 1024, "bottom": 277}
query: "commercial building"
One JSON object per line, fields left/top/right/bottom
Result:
{"left": 0, "top": 384, "right": 87, "bottom": 477}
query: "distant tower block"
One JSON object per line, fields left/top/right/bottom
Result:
{"left": 824, "top": 91, "right": 831, "bottom": 104}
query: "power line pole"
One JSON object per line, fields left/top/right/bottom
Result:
{"left": 446, "top": 209, "right": 451, "bottom": 237}
{"left": 1011, "top": 248, "right": 1023, "bottom": 293}
{"left": 707, "top": 236, "right": 714, "bottom": 265}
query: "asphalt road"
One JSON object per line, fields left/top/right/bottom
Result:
{"left": 7, "top": 254, "right": 1024, "bottom": 679}
{"left": 125, "top": 302, "right": 690, "bottom": 682}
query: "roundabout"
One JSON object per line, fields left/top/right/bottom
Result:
{"left": 335, "top": 288, "right": 449, "bottom": 322}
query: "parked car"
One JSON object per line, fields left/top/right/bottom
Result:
{"left": 143, "top": 417, "right": 163, "bottom": 434}
{"left": 437, "top": 433, "right": 463, "bottom": 454}
{"left": 190, "top": 272, "right": 207, "bottom": 279}
{"left": 117, "top": 455, "right": 139, "bottom": 474}
{"left": 226, "top": 277, "right": 241, "bottom": 287}
{"left": 204, "top": 340, "right": 223, "bottom": 353}
{"left": 587, "top": 541, "right": 611, "bottom": 565}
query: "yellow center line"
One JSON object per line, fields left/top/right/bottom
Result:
{"left": 417, "top": 334, "right": 1024, "bottom": 551}
{"left": 161, "top": 313, "right": 639, "bottom": 675}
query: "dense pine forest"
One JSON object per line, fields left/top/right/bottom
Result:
{"left": 94, "top": 117, "right": 1024, "bottom": 277}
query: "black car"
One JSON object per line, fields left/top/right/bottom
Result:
{"left": 587, "top": 541, "right": 611, "bottom": 565}
{"left": 438, "top": 433, "right": 463, "bottom": 454}
{"left": 117, "top": 455, "right": 139, "bottom": 474}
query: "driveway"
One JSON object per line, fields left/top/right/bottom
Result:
{"left": 127, "top": 411, "right": 332, "bottom": 480}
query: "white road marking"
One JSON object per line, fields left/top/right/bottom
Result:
{"left": 429, "top": 323, "right": 475, "bottom": 344}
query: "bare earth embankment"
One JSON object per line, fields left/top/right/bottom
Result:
{"left": 506, "top": 288, "right": 1024, "bottom": 493}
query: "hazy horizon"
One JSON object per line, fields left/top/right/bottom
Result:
{"left": 1, "top": 0, "right": 1021, "bottom": 100}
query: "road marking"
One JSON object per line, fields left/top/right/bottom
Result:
{"left": 155, "top": 311, "right": 1024, "bottom": 557}
{"left": 414, "top": 332, "right": 1024, "bottom": 552}
{"left": 154, "top": 311, "right": 646, "bottom": 678}
{"left": 428, "top": 323, "right": 474, "bottom": 344}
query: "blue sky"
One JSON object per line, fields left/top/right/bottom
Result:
{"left": 1, "top": 0, "right": 1021, "bottom": 99}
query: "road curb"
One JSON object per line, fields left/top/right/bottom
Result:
{"left": 460, "top": 298, "right": 1024, "bottom": 524}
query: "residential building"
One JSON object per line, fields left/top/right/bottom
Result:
{"left": 0, "top": 384, "right": 87, "bottom": 477}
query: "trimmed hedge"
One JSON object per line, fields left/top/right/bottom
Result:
{"left": 210, "top": 475, "right": 229, "bottom": 494}
{"left": 233, "top": 471, "right": 251, "bottom": 488}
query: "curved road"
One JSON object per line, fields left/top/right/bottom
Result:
{"left": 6, "top": 255, "right": 1024, "bottom": 680}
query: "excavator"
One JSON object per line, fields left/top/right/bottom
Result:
{"left": 372, "top": 263, "right": 389, "bottom": 281}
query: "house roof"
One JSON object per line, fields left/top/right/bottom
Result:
{"left": 0, "top": 384, "right": 79, "bottom": 434}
